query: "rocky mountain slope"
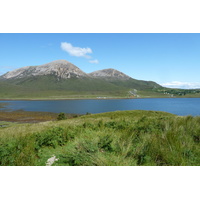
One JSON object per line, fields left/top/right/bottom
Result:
{"left": 89, "top": 68, "right": 131, "bottom": 80}
{"left": 2, "top": 60, "right": 88, "bottom": 80}
{"left": 2, "top": 60, "right": 132, "bottom": 81}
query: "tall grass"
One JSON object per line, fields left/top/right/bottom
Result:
{"left": 0, "top": 110, "right": 199, "bottom": 166}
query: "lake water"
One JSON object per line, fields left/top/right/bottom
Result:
{"left": 1, "top": 98, "right": 200, "bottom": 116}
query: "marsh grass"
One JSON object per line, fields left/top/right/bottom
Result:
{"left": 0, "top": 110, "right": 80, "bottom": 123}
{"left": 0, "top": 110, "right": 199, "bottom": 166}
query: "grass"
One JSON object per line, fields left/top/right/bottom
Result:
{"left": 0, "top": 75, "right": 162, "bottom": 99}
{"left": 0, "top": 110, "right": 199, "bottom": 166}
{"left": 1, "top": 75, "right": 200, "bottom": 99}
{"left": 0, "top": 110, "right": 79, "bottom": 123}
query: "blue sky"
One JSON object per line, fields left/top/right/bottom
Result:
{"left": 0, "top": 33, "right": 200, "bottom": 89}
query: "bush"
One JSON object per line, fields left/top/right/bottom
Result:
{"left": 57, "top": 112, "right": 66, "bottom": 120}
{"left": 0, "top": 137, "right": 36, "bottom": 166}
{"left": 98, "top": 135, "right": 113, "bottom": 152}
{"left": 35, "top": 127, "right": 66, "bottom": 149}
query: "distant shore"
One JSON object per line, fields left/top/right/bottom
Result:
{"left": 0, "top": 96, "right": 200, "bottom": 101}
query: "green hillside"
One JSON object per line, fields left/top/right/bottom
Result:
{"left": 0, "top": 110, "right": 199, "bottom": 166}
{"left": 0, "top": 75, "right": 161, "bottom": 99}
{"left": 1, "top": 59, "right": 199, "bottom": 99}
{"left": 0, "top": 59, "right": 164, "bottom": 99}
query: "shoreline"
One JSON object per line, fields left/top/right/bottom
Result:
{"left": 0, "top": 110, "right": 80, "bottom": 123}
{"left": 1, "top": 97, "right": 200, "bottom": 101}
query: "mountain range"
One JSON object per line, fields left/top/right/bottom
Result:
{"left": 0, "top": 60, "right": 161, "bottom": 98}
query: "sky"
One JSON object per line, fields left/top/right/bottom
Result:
{"left": 0, "top": 33, "right": 200, "bottom": 89}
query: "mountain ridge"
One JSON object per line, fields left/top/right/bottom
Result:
{"left": 2, "top": 60, "right": 88, "bottom": 80}
{"left": 0, "top": 59, "right": 162, "bottom": 98}
{"left": 1, "top": 60, "right": 136, "bottom": 81}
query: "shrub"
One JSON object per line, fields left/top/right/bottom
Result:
{"left": 35, "top": 127, "right": 66, "bottom": 149}
{"left": 57, "top": 112, "right": 66, "bottom": 120}
{"left": 0, "top": 137, "right": 36, "bottom": 166}
{"left": 98, "top": 135, "right": 113, "bottom": 152}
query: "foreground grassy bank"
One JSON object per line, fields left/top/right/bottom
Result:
{"left": 0, "top": 110, "right": 79, "bottom": 123}
{"left": 0, "top": 110, "right": 199, "bottom": 166}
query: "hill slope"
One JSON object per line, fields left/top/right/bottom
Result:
{"left": 0, "top": 60, "right": 162, "bottom": 98}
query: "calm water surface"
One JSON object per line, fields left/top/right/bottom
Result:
{"left": 1, "top": 98, "right": 200, "bottom": 116}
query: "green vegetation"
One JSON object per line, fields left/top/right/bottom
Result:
{"left": 0, "top": 110, "right": 79, "bottom": 123}
{"left": 57, "top": 112, "right": 66, "bottom": 120}
{"left": 1, "top": 76, "right": 200, "bottom": 99}
{"left": 0, "top": 75, "right": 161, "bottom": 99}
{"left": 0, "top": 110, "right": 199, "bottom": 166}
{"left": 154, "top": 88, "right": 200, "bottom": 98}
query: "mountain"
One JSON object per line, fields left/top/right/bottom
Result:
{"left": 89, "top": 68, "right": 131, "bottom": 80}
{"left": 0, "top": 60, "right": 162, "bottom": 98}
{"left": 2, "top": 60, "right": 88, "bottom": 80}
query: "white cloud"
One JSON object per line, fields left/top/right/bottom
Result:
{"left": 61, "top": 42, "right": 92, "bottom": 58}
{"left": 89, "top": 59, "right": 99, "bottom": 64}
{"left": 161, "top": 81, "right": 200, "bottom": 89}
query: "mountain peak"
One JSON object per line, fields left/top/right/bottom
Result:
{"left": 44, "top": 59, "right": 70, "bottom": 65}
{"left": 89, "top": 68, "right": 131, "bottom": 80}
{"left": 2, "top": 60, "right": 88, "bottom": 80}
{"left": 2, "top": 60, "right": 132, "bottom": 81}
